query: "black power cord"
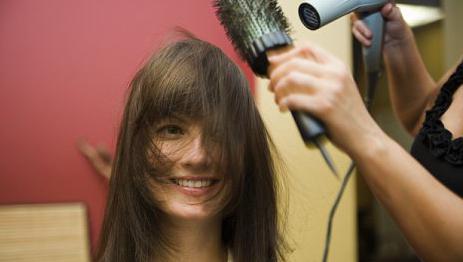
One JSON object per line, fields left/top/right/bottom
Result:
{"left": 320, "top": 71, "right": 380, "bottom": 262}
{"left": 322, "top": 161, "right": 356, "bottom": 262}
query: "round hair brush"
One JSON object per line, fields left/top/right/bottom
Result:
{"left": 214, "top": 0, "right": 338, "bottom": 176}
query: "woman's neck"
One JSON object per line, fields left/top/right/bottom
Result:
{"left": 160, "top": 216, "right": 227, "bottom": 262}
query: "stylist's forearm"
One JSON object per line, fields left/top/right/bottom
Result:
{"left": 351, "top": 135, "right": 463, "bottom": 261}
{"left": 383, "top": 32, "right": 436, "bottom": 134}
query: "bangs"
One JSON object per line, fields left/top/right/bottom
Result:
{"left": 131, "top": 39, "right": 254, "bottom": 194}
{"left": 143, "top": 40, "right": 239, "bottom": 125}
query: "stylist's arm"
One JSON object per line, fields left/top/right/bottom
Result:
{"left": 268, "top": 42, "right": 463, "bottom": 262}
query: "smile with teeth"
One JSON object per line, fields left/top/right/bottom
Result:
{"left": 170, "top": 178, "right": 218, "bottom": 188}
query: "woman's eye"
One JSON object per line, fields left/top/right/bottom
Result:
{"left": 157, "top": 125, "right": 184, "bottom": 139}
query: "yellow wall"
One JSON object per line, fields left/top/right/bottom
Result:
{"left": 256, "top": 2, "right": 357, "bottom": 262}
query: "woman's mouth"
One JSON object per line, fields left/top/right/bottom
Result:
{"left": 169, "top": 178, "right": 219, "bottom": 188}
{"left": 163, "top": 177, "right": 222, "bottom": 197}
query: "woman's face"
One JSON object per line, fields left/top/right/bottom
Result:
{"left": 149, "top": 116, "right": 229, "bottom": 221}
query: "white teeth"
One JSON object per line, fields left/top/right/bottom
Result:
{"left": 175, "top": 179, "right": 214, "bottom": 188}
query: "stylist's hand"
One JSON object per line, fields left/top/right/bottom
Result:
{"left": 352, "top": 3, "right": 413, "bottom": 52}
{"left": 77, "top": 138, "right": 112, "bottom": 179}
{"left": 268, "top": 42, "right": 384, "bottom": 156}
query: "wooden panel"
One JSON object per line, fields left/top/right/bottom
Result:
{"left": 0, "top": 203, "right": 90, "bottom": 262}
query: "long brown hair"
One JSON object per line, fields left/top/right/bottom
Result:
{"left": 96, "top": 36, "right": 288, "bottom": 262}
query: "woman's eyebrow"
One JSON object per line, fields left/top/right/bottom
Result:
{"left": 168, "top": 114, "right": 188, "bottom": 123}
{"left": 156, "top": 114, "right": 189, "bottom": 125}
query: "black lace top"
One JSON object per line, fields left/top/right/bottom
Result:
{"left": 410, "top": 61, "right": 463, "bottom": 197}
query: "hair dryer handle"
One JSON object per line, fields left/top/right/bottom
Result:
{"left": 291, "top": 110, "right": 326, "bottom": 146}
{"left": 361, "top": 11, "right": 384, "bottom": 73}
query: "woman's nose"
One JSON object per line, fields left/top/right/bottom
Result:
{"left": 180, "top": 136, "right": 212, "bottom": 171}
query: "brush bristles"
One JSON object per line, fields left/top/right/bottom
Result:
{"left": 214, "top": 0, "right": 291, "bottom": 63}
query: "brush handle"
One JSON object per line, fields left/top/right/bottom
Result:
{"left": 256, "top": 34, "right": 326, "bottom": 145}
{"left": 265, "top": 44, "right": 326, "bottom": 147}
{"left": 290, "top": 110, "right": 326, "bottom": 145}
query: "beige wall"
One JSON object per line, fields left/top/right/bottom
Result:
{"left": 443, "top": 0, "right": 463, "bottom": 68}
{"left": 256, "top": 2, "right": 357, "bottom": 262}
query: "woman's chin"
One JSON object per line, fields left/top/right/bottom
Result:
{"left": 163, "top": 202, "right": 222, "bottom": 221}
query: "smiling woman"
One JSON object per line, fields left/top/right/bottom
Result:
{"left": 150, "top": 119, "right": 228, "bottom": 221}
{"left": 96, "top": 36, "right": 288, "bottom": 262}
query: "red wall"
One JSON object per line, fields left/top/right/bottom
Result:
{"left": 0, "top": 0, "right": 254, "bottom": 252}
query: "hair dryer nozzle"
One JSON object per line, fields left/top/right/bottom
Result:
{"left": 299, "top": 0, "right": 387, "bottom": 30}
{"left": 298, "top": 3, "right": 322, "bottom": 30}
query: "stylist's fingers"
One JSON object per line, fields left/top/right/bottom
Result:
{"left": 268, "top": 44, "right": 315, "bottom": 70}
{"left": 381, "top": 2, "right": 401, "bottom": 21}
{"left": 96, "top": 145, "right": 113, "bottom": 164}
{"left": 77, "top": 139, "right": 112, "bottom": 179}
{"left": 269, "top": 57, "right": 325, "bottom": 91}
{"left": 77, "top": 139, "right": 97, "bottom": 159}
{"left": 278, "top": 94, "right": 325, "bottom": 118}
{"left": 268, "top": 41, "right": 335, "bottom": 69}
{"left": 351, "top": 11, "right": 374, "bottom": 47}
{"left": 352, "top": 20, "right": 373, "bottom": 47}
{"left": 272, "top": 71, "right": 323, "bottom": 105}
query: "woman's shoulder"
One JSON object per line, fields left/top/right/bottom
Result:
{"left": 413, "top": 58, "right": 463, "bottom": 166}
{"left": 425, "top": 58, "right": 463, "bottom": 109}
